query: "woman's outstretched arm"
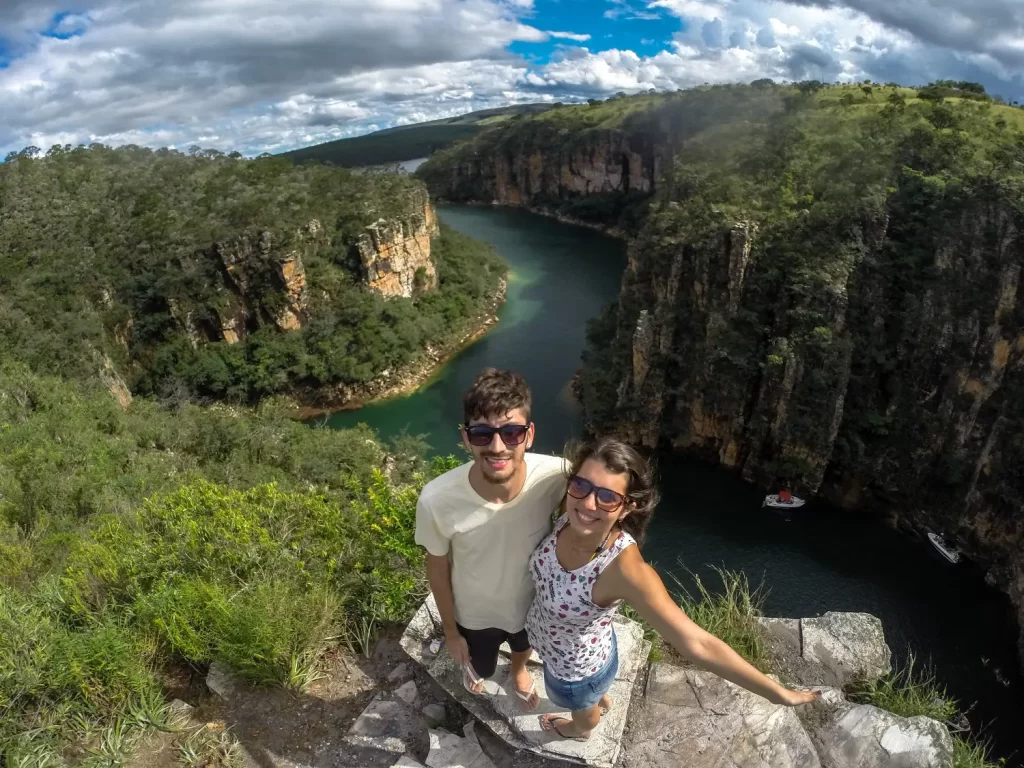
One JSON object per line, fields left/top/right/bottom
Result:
{"left": 604, "top": 547, "right": 819, "bottom": 706}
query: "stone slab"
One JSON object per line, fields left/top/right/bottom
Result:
{"left": 423, "top": 703, "right": 447, "bottom": 724}
{"left": 206, "top": 660, "right": 245, "bottom": 699}
{"left": 800, "top": 612, "right": 892, "bottom": 687}
{"left": 798, "top": 689, "right": 954, "bottom": 768}
{"left": 420, "top": 614, "right": 649, "bottom": 768}
{"left": 396, "top": 680, "right": 419, "bottom": 705}
{"left": 391, "top": 758, "right": 427, "bottom": 768}
{"left": 622, "top": 664, "right": 822, "bottom": 768}
{"left": 389, "top": 663, "right": 413, "bottom": 682}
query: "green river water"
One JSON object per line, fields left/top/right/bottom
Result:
{"left": 328, "top": 205, "right": 1022, "bottom": 764}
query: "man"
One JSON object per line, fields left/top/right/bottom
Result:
{"left": 415, "top": 368, "right": 566, "bottom": 710}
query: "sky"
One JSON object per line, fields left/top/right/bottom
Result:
{"left": 1, "top": 0, "right": 1023, "bottom": 157}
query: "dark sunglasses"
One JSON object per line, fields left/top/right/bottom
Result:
{"left": 462, "top": 423, "right": 530, "bottom": 447}
{"left": 567, "top": 475, "right": 628, "bottom": 512}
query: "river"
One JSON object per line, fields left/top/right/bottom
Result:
{"left": 328, "top": 205, "right": 1022, "bottom": 764}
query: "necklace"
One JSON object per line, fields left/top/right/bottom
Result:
{"left": 566, "top": 527, "right": 615, "bottom": 562}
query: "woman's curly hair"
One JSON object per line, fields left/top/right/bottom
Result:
{"left": 563, "top": 437, "right": 660, "bottom": 545}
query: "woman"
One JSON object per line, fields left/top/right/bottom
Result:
{"left": 525, "top": 438, "right": 820, "bottom": 740}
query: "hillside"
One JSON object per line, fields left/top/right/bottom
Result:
{"left": 280, "top": 103, "right": 556, "bottom": 167}
{"left": 0, "top": 145, "right": 506, "bottom": 406}
{"left": 418, "top": 82, "right": 1024, "bottom": 674}
{"left": 0, "top": 142, "right": 512, "bottom": 763}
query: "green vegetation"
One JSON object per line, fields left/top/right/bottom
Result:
{"left": 0, "top": 362, "right": 459, "bottom": 763}
{"left": 954, "top": 736, "right": 1006, "bottom": 768}
{"left": 847, "top": 655, "right": 958, "bottom": 721}
{"left": 0, "top": 145, "right": 505, "bottom": 404}
{"left": 848, "top": 657, "right": 1005, "bottom": 767}
{"left": 0, "top": 122, "right": 509, "bottom": 766}
{"left": 281, "top": 103, "right": 555, "bottom": 167}
{"left": 672, "top": 567, "right": 770, "bottom": 671}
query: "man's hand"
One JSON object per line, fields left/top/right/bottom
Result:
{"left": 445, "top": 627, "right": 472, "bottom": 667}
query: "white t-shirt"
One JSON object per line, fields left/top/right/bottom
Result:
{"left": 415, "top": 453, "right": 568, "bottom": 633}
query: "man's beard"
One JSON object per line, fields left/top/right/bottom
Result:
{"left": 480, "top": 454, "right": 516, "bottom": 483}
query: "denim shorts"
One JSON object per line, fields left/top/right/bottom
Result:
{"left": 543, "top": 634, "right": 618, "bottom": 712}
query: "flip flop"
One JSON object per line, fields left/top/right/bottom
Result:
{"left": 539, "top": 714, "right": 590, "bottom": 742}
{"left": 462, "top": 665, "right": 486, "bottom": 695}
{"left": 513, "top": 678, "right": 539, "bottom": 711}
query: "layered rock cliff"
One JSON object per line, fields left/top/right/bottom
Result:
{"left": 166, "top": 195, "right": 441, "bottom": 347}
{"left": 357, "top": 193, "right": 439, "bottom": 298}
{"left": 425, "top": 129, "right": 661, "bottom": 207}
{"left": 417, "top": 88, "right": 785, "bottom": 229}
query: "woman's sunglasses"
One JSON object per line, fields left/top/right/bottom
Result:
{"left": 462, "top": 423, "right": 530, "bottom": 447}
{"left": 567, "top": 475, "right": 628, "bottom": 512}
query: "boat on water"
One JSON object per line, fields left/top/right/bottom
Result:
{"left": 763, "top": 490, "right": 806, "bottom": 509}
{"left": 927, "top": 532, "right": 961, "bottom": 564}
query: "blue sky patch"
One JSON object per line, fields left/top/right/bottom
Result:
{"left": 510, "top": 0, "right": 680, "bottom": 65}
{"left": 44, "top": 10, "right": 89, "bottom": 40}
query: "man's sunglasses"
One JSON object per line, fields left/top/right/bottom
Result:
{"left": 567, "top": 474, "right": 628, "bottom": 512}
{"left": 462, "top": 423, "right": 531, "bottom": 447}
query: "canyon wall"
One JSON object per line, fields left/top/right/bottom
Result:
{"left": 592, "top": 189, "right": 1024, "bottom": 664}
{"left": 428, "top": 129, "right": 662, "bottom": 208}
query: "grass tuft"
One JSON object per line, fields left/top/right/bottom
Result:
{"left": 846, "top": 653, "right": 958, "bottom": 721}
{"left": 672, "top": 566, "right": 770, "bottom": 671}
{"left": 953, "top": 735, "right": 1006, "bottom": 768}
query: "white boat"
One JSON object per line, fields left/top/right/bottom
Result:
{"left": 763, "top": 493, "right": 806, "bottom": 509}
{"left": 927, "top": 532, "right": 960, "bottom": 564}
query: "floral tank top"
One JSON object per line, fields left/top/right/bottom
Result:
{"left": 526, "top": 514, "right": 636, "bottom": 682}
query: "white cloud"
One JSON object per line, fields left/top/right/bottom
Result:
{"left": 547, "top": 31, "right": 593, "bottom": 42}
{"left": 2, "top": 0, "right": 1023, "bottom": 158}
{"left": 0, "top": 0, "right": 546, "bottom": 154}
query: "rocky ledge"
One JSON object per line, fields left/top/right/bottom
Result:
{"left": 341, "top": 598, "right": 955, "bottom": 768}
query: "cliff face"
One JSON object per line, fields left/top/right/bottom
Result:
{"left": 433, "top": 129, "right": 661, "bottom": 208}
{"left": 202, "top": 220, "right": 319, "bottom": 344}
{"left": 357, "top": 193, "right": 439, "bottom": 298}
{"left": 162, "top": 197, "right": 441, "bottom": 347}
{"left": 593, "top": 188, "right": 1024, "bottom": 664}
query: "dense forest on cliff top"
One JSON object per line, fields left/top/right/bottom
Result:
{"left": 0, "top": 145, "right": 504, "bottom": 403}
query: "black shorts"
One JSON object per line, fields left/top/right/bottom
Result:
{"left": 456, "top": 623, "right": 531, "bottom": 679}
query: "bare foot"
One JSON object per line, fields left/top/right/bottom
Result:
{"left": 512, "top": 666, "right": 539, "bottom": 711}
{"left": 539, "top": 714, "right": 591, "bottom": 741}
{"left": 599, "top": 694, "right": 613, "bottom": 714}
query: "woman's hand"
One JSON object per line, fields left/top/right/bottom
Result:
{"left": 771, "top": 687, "right": 822, "bottom": 707}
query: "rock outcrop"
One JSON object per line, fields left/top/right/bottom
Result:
{"left": 758, "top": 613, "right": 892, "bottom": 689}
{"left": 429, "top": 130, "right": 661, "bottom": 209}
{"left": 357, "top": 192, "right": 439, "bottom": 298}
{"left": 157, "top": 195, "right": 441, "bottom": 349}
{"left": 623, "top": 667, "right": 954, "bottom": 768}
{"left": 390, "top": 596, "right": 952, "bottom": 768}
